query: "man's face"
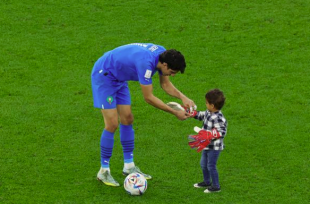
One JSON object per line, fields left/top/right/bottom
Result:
{"left": 162, "top": 63, "right": 179, "bottom": 76}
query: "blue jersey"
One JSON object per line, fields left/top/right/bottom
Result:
{"left": 94, "top": 43, "right": 166, "bottom": 85}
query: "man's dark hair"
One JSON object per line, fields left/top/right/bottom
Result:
{"left": 159, "top": 49, "right": 186, "bottom": 73}
{"left": 205, "top": 89, "right": 226, "bottom": 110}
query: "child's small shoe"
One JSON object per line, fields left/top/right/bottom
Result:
{"left": 204, "top": 186, "right": 221, "bottom": 193}
{"left": 193, "top": 181, "right": 211, "bottom": 188}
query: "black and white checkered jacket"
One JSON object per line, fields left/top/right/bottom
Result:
{"left": 194, "top": 110, "right": 228, "bottom": 150}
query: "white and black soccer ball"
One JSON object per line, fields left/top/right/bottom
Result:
{"left": 124, "top": 173, "right": 147, "bottom": 196}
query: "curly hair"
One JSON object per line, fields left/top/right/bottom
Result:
{"left": 159, "top": 49, "right": 186, "bottom": 73}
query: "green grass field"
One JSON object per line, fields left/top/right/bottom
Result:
{"left": 1, "top": 0, "right": 309, "bottom": 203}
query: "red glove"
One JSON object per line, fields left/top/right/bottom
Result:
{"left": 188, "top": 129, "right": 221, "bottom": 152}
{"left": 188, "top": 135, "right": 211, "bottom": 152}
{"left": 189, "top": 110, "right": 197, "bottom": 117}
{"left": 181, "top": 106, "right": 197, "bottom": 117}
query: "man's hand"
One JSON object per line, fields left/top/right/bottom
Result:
{"left": 180, "top": 97, "right": 197, "bottom": 116}
{"left": 166, "top": 102, "right": 191, "bottom": 120}
{"left": 179, "top": 105, "right": 197, "bottom": 117}
{"left": 187, "top": 109, "right": 197, "bottom": 117}
{"left": 174, "top": 110, "right": 190, "bottom": 120}
{"left": 181, "top": 96, "right": 194, "bottom": 106}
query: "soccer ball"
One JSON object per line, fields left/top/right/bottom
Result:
{"left": 124, "top": 173, "right": 147, "bottom": 195}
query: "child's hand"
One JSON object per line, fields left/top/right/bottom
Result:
{"left": 189, "top": 110, "right": 197, "bottom": 117}
{"left": 181, "top": 106, "right": 197, "bottom": 117}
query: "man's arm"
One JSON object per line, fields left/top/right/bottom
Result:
{"left": 159, "top": 75, "right": 195, "bottom": 109}
{"left": 140, "top": 84, "right": 190, "bottom": 120}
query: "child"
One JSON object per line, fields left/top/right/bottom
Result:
{"left": 191, "top": 89, "right": 227, "bottom": 193}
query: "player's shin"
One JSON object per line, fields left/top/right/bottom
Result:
{"left": 120, "top": 124, "right": 135, "bottom": 169}
{"left": 100, "top": 129, "right": 115, "bottom": 170}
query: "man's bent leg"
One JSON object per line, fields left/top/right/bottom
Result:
{"left": 120, "top": 124, "right": 135, "bottom": 168}
{"left": 100, "top": 129, "right": 114, "bottom": 170}
{"left": 100, "top": 108, "right": 119, "bottom": 169}
{"left": 118, "top": 105, "right": 152, "bottom": 179}
{"left": 117, "top": 105, "right": 135, "bottom": 169}
{"left": 97, "top": 109, "right": 120, "bottom": 187}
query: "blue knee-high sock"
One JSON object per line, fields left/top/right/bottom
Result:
{"left": 120, "top": 124, "right": 134, "bottom": 164}
{"left": 100, "top": 129, "right": 115, "bottom": 168}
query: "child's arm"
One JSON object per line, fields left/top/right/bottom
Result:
{"left": 191, "top": 111, "right": 206, "bottom": 121}
{"left": 213, "top": 115, "right": 227, "bottom": 138}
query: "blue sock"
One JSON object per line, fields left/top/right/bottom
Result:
{"left": 100, "top": 129, "right": 114, "bottom": 168}
{"left": 120, "top": 124, "right": 134, "bottom": 164}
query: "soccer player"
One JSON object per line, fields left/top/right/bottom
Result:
{"left": 91, "top": 43, "right": 196, "bottom": 187}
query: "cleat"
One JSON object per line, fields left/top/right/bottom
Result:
{"left": 97, "top": 169, "right": 120, "bottom": 187}
{"left": 123, "top": 166, "right": 152, "bottom": 180}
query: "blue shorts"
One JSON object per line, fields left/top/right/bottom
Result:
{"left": 91, "top": 67, "right": 131, "bottom": 109}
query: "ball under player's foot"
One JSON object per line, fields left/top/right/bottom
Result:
{"left": 97, "top": 168, "right": 120, "bottom": 187}
{"left": 122, "top": 166, "right": 152, "bottom": 180}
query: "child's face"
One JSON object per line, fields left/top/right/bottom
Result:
{"left": 206, "top": 100, "right": 216, "bottom": 112}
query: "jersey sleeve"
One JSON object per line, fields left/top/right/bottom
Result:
{"left": 136, "top": 59, "right": 154, "bottom": 85}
